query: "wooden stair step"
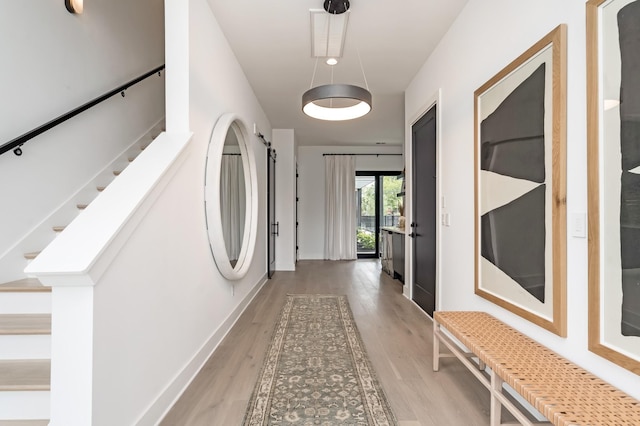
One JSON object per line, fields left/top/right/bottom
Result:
{"left": 97, "top": 186, "right": 106, "bottom": 192}
{"left": 0, "top": 360, "right": 50, "bottom": 391}
{"left": 0, "top": 315, "right": 51, "bottom": 335}
{"left": 77, "top": 203, "right": 88, "bottom": 210}
{"left": 0, "top": 421, "right": 50, "bottom": 426}
{"left": 52, "top": 225, "right": 65, "bottom": 232}
{"left": 113, "top": 170, "right": 122, "bottom": 176}
{"left": 0, "top": 279, "right": 50, "bottom": 293}
{"left": 23, "top": 252, "right": 40, "bottom": 260}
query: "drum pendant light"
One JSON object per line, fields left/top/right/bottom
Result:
{"left": 303, "top": 84, "right": 371, "bottom": 121}
{"left": 302, "top": 1, "right": 372, "bottom": 121}
{"left": 324, "top": 0, "right": 350, "bottom": 15}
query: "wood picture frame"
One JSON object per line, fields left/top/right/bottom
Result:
{"left": 587, "top": 0, "right": 640, "bottom": 375}
{"left": 474, "top": 25, "right": 567, "bottom": 336}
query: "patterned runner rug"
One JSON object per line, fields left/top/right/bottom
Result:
{"left": 243, "top": 294, "right": 397, "bottom": 425}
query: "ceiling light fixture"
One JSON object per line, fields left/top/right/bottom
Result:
{"left": 65, "top": 0, "right": 83, "bottom": 14}
{"left": 303, "top": 2, "right": 372, "bottom": 121}
{"left": 326, "top": 58, "right": 338, "bottom": 66}
{"left": 303, "top": 84, "right": 371, "bottom": 121}
{"left": 324, "top": 0, "right": 350, "bottom": 14}
{"left": 310, "top": 10, "right": 349, "bottom": 58}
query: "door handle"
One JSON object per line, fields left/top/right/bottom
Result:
{"left": 410, "top": 222, "right": 416, "bottom": 228}
{"left": 408, "top": 232, "right": 416, "bottom": 238}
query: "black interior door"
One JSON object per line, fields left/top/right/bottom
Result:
{"left": 412, "top": 105, "right": 437, "bottom": 316}
{"left": 267, "top": 148, "right": 277, "bottom": 278}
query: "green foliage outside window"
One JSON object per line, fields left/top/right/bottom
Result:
{"left": 359, "top": 176, "right": 403, "bottom": 216}
{"left": 357, "top": 228, "right": 375, "bottom": 249}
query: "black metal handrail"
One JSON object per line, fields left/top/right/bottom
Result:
{"left": 0, "top": 64, "right": 165, "bottom": 157}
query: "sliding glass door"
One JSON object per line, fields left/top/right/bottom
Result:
{"left": 356, "top": 172, "right": 402, "bottom": 258}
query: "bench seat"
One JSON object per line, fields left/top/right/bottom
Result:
{"left": 433, "top": 311, "right": 640, "bottom": 426}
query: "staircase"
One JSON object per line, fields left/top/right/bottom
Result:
{"left": 0, "top": 279, "right": 50, "bottom": 425}
{"left": 0, "top": 121, "right": 164, "bottom": 424}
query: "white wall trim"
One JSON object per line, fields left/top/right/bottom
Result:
{"left": 165, "top": 0, "right": 189, "bottom": 133}
{"left": 139, "top": 273, "right": 269, "bottom": 426}
{"left": 404, "top": 89, "right": 442, "bottom": 308}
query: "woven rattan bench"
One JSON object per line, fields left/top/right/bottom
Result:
{"left": 433, "top": 311, "right": 640, "bottom": 426}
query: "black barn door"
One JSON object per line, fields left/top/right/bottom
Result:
{"left": 267, "top": 148, "right": 277, "bottom": 278}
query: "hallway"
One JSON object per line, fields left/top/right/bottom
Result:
{"left": 161, "top": 260, "right": 495, "bottom": 425}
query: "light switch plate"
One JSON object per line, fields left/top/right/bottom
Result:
{"left": 571, "top": 212, "right": 586, "bottom": 238}
{"left": 441, "top": 213, "right": 451, "bottom": 227}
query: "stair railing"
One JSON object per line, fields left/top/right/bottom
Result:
{"left": 0, "top": 64, "right": 165, "bottom": 157}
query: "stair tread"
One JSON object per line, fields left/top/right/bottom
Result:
{"left": 0, "top": 315, "right": 51, "bottom": 335}
{"left": 23, "top": 252, "right": 40, "bottom": 260}
{"left": 52, "top": 225, "right": 65, "bottom": 232}
{"left": 0, "top": 279, "right": 50, "bottom": 293}
{"left": 77, "top": 204, "right": 88, "bottom": 210}
{"left": 0, "top": 360, "right": 50, "bottom": 391}
{"left": 0, "top": 421, "right": 50, "bottom": 426}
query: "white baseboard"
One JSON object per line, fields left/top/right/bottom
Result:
{"left": 275, "top": 262, "right": 296, "bottom": 271}
{"left": 135, "top": 273, "right": 269, "bottom": 426}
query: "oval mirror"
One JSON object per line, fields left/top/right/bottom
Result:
{"left": 205, "top": 113, "right": 258, "bottom": 280}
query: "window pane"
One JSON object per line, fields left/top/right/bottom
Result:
{"left": 356, "top": 176, "right": 376, "bottom": 254}
{"left": 381, "top": 175, "right": 402, "bottom": 228}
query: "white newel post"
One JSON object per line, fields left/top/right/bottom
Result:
{"left": 50, "top": 285, "right": 95, "bottom": 426}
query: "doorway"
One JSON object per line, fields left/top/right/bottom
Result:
{"left": 356, "top": 172, "right": 402, "bottom": 258}
{"left": 411, "top": 105, "right": 437, "bottom": 316}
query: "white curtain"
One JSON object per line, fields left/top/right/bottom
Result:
{"left": 324, "top": 155, "right": 357, "bottom": 260}
{"left": 220, "top": 155, "right": 246, "bottom": 262}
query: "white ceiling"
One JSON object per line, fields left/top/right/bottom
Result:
{"left": 207, "top": 0, "right": 468, "bottom": 146}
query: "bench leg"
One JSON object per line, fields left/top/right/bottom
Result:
{"left": 433, "top": 319, "right": 440, "bottom": 371}
{"left": 490, "top": 370, "right": 503, "bottom": 426}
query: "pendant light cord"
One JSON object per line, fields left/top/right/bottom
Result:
{"left": 309, "top": 57, "right": 319, "bottom": 90}
{"left": 356, "top": 46, "right": 369, "bottom": 91}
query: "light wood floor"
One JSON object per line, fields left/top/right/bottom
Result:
{"left": 160, "top": 260, "right": 495, "bottom": 425}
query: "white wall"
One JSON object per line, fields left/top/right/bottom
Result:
{"left": 101, "top": 0, "right": 270, "bottom": 422}
{"left": 25, "top": 0, "right": 272, "bottom": 423}
{"left": 0, "top": 1, "right": 165, "bottom": 280}
{"left": 405, "top": 0, "right": 639, "bottom": 400}
{"left": 298, "top": 145, "right": 403, "bottom": 259}
{"left": 272, "top": 129, "right": 297, "bottom": 271}
{"left": 94, "top": 0, "right": 271, "bottom": 422}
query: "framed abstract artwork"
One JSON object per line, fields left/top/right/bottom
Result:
{"left": 587, "top": 0, "right": 640, "bottom": 374}
{"left": 474, "top": 25, "right": 567, "bottom": 336}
